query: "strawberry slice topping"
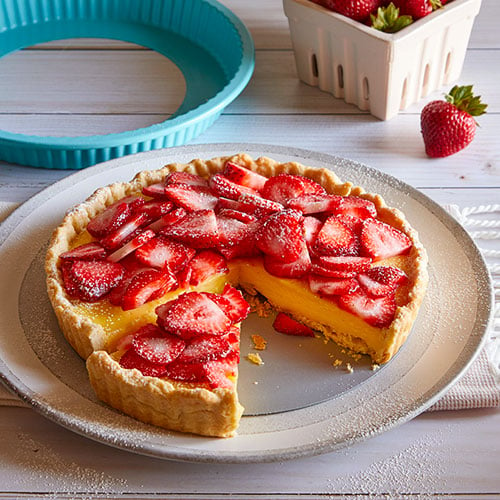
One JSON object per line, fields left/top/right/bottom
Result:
{"left": 87, "top": 200, "right": 132, "bottom": 238}
{"left": 119, "top": 349, "right": 168, "bottom": 377}
{"left": 313, "top": 216, "right": 358, "bottom": 256}
{"left": 217, "top": 208, "right": 257, "bottom": 224}
{"left": 264, "top": 245, "right": 312, "bottom": 278}
{"left": 303, "top": 216, "right": 323, "bottom": 249}
{"left": 140, "top": 200, "right": 173, "bottom": 221}
{"left": 338, "top": 290, "right": 397, "bottom": 328}
{"left": 310, "top": 263, "right": 357, "bottom": 279}
{"left": 308, "top": 274, "right": 360, "bottom": 296}
{"left": 175, "top": 334, "right": 232, "bottom": 364}
{"left": 208, "top": 284, "right": 250, "bottom": 323}
{"left": 237, "top": 193, "right": 284, "bottom": 217}
{"left": 107, "top": 229, "right": 156, "bottom": 263}
{"left": 160, "top": 209, "right": 219, "bottom": 249}
{"left": 256, "top": 209, "right": 306, "bottom": 262}
{"left": 121, "top": 268, "right": 177, "bottom": 311}
{"left": 222, "top": 162, "right": 268, "bottom": 191}
{"left": 164, "top": 184, "right": 219, "bottom": 211}
{"left": 62, "top": 259, "right": 125, "bottom": 302}
{"left": 142, "top": 182, "right": 167, "bottom": 199}
{"left": 60, "top": 242, "right": 107, "bottom": 261}
{"left": 357, "top": 266, "right": 408, "bottom": 297}
{"left": 335, "top": 196, "right": 377, "bottom": 219}
{"left": 287, "top": 193, "right": 343, "bottom": 214}
{"left": 156, "top": 291, "right": 232, "bottom": 339}
{"left": 147, "top": 207, "right": 187, "bottom": 232}
{"left": 316, "top": 255, "right": 372, "bottom": 273}
{"left": 188, "top": 250, "right": 228, "bottom": 286}
{"left": 100, "top": 212, "right": 149, "bottom": 251}
{"left": 132, "top": 326, "right": 186, "bottom": 364}
{"left": 360, "top": 218, "right": 412, "bottom": 260}
{"left": 273, "top": 312, "right": 315, "bottom": 337}
{"left": 166, "top": 171, "right": 208, "bottom": 187}
{"left": 209, "top": 174, "right": 258, "bottom": 200}
{"left": 262, "top": 174, "right": 326, "bottom": 205}
{"left": 135, "top": 236, "right": 196, "bottom": 272}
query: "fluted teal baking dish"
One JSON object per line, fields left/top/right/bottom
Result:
{"left": 0, "top": 0, "right": 255, "bottom": 169}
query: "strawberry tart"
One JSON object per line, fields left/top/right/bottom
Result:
{"left": 45, "top": 154, "right": 428, "bottom": 437}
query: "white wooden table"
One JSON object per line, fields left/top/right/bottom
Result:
{"left": 0, "top": 1, "right": 499, "bottom": 498}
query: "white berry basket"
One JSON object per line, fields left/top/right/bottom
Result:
{"left": 283, "top": 0, "right": 482, "bottom": 120}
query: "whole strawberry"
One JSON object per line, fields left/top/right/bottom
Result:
{"left": 393, "top": 0, "right": 441, "bottom": 19}
{"left": 420, "top": 85, "right": 487, "bottom": 158}
{"left": 318, "top": 0, "right": 381, "bottom": 21}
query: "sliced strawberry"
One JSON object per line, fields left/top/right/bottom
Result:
{"left": 140, "top": 200, "right": 173, "bottom": 221}
{"left": 132, "top": 327, "right": 186, "bottom": 364}
{"left": 237, "top": 193, "right": 284, "bottom": 217}
{"left": 216, "top": 197, "right": 257, "bottom": 215}
{"left": 310, "top": 263, "right": 357, "bottom": 279}
{"left": 208, "top": 284, "right": 250, "bottom": 323}
{"left": 262, "top": 173, "right": 325, "bottom": 205}
{"left": 121, "top": 268, "right": 177, "bottom": 311}
{"left": 147, "top": 207, "right": 187, "bottom": 232}
{"left": 87, "top": 200, "right": 132, "bottom": 238}
{"left": 60, "top": 242, "right": 107, "bottom": 261}
{"left": 335, "top": 214, "right": 364, "bottom": 235}
{"left": 166, "top": 171, "right": 208, "bottom": 187}
{"left": 62, "top": 259, "right": 125, "bottom": 302}
{"left": 217, "top": 208, "right": 257, "bottom": 224}
{"left": 135, "top": 236, "right": 196, "bottom": 272}
{"left": 308, "top": 274, "right": 360, "bottom": 296}
{"left": 119, "top": 349, "right": 168, "bottom": 377}
{"left": 216, "top": 213, "right": 252, "bottom": 249}
{"left": 256, "top": 209, "right": 306, "bottom": 262}
{"left": 336, "top": 197, "right": 377, "bottom": 219}
{"left": 188, "top": 250, "right": 228, "bottom": 286}
{"left": 313, "top": 216, "right": 358, "bottom": 256}
{"left": 160, "top": 209, "right": 219, "bottom": 249}
{"left": 316, "top": 255, "right": 372, "bottom": 273}
{"left": 217, "top": 220, "right": 260, "bottom": 260}
{"left": 142, "top": 182, "right": 167, "bottom": 199}
{"left": 209, "top": 174, "right": 258, "bottom": 200}
{"left": 222, "top": 162, "right": 268, "bottom": 191}
{"left": 303, "top": 216, "right": 323, "bottom": 249}
{"left": 175, "top": 265, "right": 192, "bottom": 289}
{"left": 164, "top": 359, "right": 208, "bottom": 383}
{"left": 164, "top": 184, "right": 218, "bottom": 211}
{"left": 156, "top": 291, "right": 232, "bottom": 339}
{"left": 338, "top": 290, "right": 397, "bottom": 328}
{"left": 273, "top": 312, "right": 315, "bottom": 337}
{"left": 357, "top": 266, "right": 408, "bottom": 297}
{"left": 360, "top": 218, "right": 412, "bottom": 260}
{"left": 287, "top": 193, "right": 343, "bottom": 214}
{"left": 107, "top": 229, "right": 156, "bottom": 263}
{"left": 100, "top": 212, "right": 149, "bottom": 251}
{"left": 175, "top": 334, "right": 231, "bottom": 364}
{"left": 204, "top": 354, "right": 239, "bottom": 389}
{"left": 114, "top": 331, "right": 136, "bottom": 352}
{"left": 264, "top": 245, "right": 312, "bottom": 278}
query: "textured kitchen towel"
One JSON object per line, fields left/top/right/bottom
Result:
{"left": 0, "top": 201, "right": 498, "bottom": 410}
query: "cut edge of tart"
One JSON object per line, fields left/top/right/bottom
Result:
{"left": 45, "top": 153, "right": 428, "bottom": 437}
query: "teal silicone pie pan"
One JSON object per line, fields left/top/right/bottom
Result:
{"left": 0, "top": 0, "right": 255, "bottom": 169}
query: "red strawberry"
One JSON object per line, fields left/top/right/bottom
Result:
{"left": 160, "top": 209, "right": 219, "bottom": 248}
{"left": 335, "top": 214, "right": 364, "bottom": 235}
{"left": 119, "top": 349, "right": 168, "bottom": 377}
{"left": 393, "top": 0, "right": 440, "bottom": 19}
{"left": 135, "top": 236, "right": 195, "bottom": 271}
{"left": 121, "top": 268, "right": 177, "bottom": 310}
{"left": 335, "top": 197, "right": 377, "bottom": 219}
{"left": 100, "top": 212, "right": 149, "bottom": 251}
{"left": 358, "top": 266, "right": 408, "bottom": 297}
{"left": 303, "top": 216, "right": 323, "bottom": 249}
{"left": 164, "top": 184, "right": 218, "bottom": 211}
{"left": 360, "top": 218, "right": 412, "bottom": 260}
{"left": 209, "top": 174, "right": 258, "bottom": 200}
{"left": 107, "top": 229, "right": 156, "bottom": 263}
{"left": 421, "top": 85, "right": 487, "bottom": 158}
{"left": 264, "top": 245, "right": 312, "bottom": 278}
{"left": 142, "top": 182, "right": 167, "bottom": 199}
{"left": 316, "top": 0, "right": 381, "bottom": 20}
{"left": 203, "top": 355, "right": 239, "bottom": 389}
{"left": 308, "top": 274, "right": 360, "bottom": 296}
{"left": 156, "top": 291, "right": 232, "bottom": 339}
{"left": 175, "top": 334, "right": 232, "bottom": 364}
{"left": 140, "top": 200, "right": 173, "bottom": 221}
{"left": 132, "top": 326, "right": 186, "bottom": 364}
{"left": 208, "top": 285, "right": 250, "bottom": 323}
{"left": 62, "top": 260, "right": 125, "bottom": 302}
{"left": 147, "top": 207, "right": 187, "bottom": 232}
{"left": 166, "top": 171, "right": 208, "bottom": 187}
{"left": 262, "top": 174, "right": 325, "bottom": 206}
{"left": 163, "top": 359, "right": 208, "bottom": 383}
{"left": 188, "top": 250, "right": 228, "bottom": 286}
{"left": 60, "top": 242, "right": 107, "bottom": 261}
{"left": 217, "top": 196, "right": 258, "bottom": 214}
{"left": 223, "top": 162, "right": 268, "bottom": 191}
{"left": 310, "top": 263, "right": 357, "bottom": 279}
{"left": 256, "top": 209, "right": 306, "bottom": 262}
{"left": 287, "top": 193, "right": 343, "bottom": 214}
{"left": 216, "top": 213, "right": 253, "bottom": 248}
{"left": 237, "top": 193, "right": 284, "bottom": 217}
{"left": 313, "top": 216, "right": 358, "bottom": 256}
{"left": 338, "top": 290, "right": 397, "bottom": 328}
{"left": 273, "top": 312, "right": 315, "bottom": 337}
{"left": 217, "top": 208, "right": 257, "bottom": 224}
{"left": 87, "top": 200, "right": 131, "bottom": 238}
{"left": 316, "top": 255, "right": 372, "bottom": 273}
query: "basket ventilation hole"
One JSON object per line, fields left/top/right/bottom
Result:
{"left": 337, "top": 65, "right": 344, "bottom": 89}
{"left": 311, "top": 54, "right": 319, "bottom": 78}
{"left": 445, "top": 51, "right": 452, "bottom": 76}
{"left": 362, "top": 77, "right": 369, "bottom": 101}
{"left": 422, "top": 63, "right": 430, "bottom": 96}
{"left": 401, "top": 78, "right": 408, "bottom": 108}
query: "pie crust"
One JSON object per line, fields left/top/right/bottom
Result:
{"left": 45, "top": 153, "right": 428, "bottom": 437}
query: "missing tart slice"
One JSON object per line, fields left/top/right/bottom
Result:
{"left": 45, "top": 154, "right": 428, "bottom": 437}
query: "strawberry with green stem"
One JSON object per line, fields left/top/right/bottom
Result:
{"left": 371, "top": 3, "right": 413, "bottom": 33}
{"left": 420, "top": 85, "right": 488, "bottom": 158}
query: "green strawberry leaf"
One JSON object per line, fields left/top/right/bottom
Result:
{"left": 371, "top": 3, "right": 413, "bottom": 33}
{"left": 446, "top": 85, "right": 488, "bottom": 117}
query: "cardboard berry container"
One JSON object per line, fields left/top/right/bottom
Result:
{"left": 282, "top": 0, "right": 482, "bottom": 120}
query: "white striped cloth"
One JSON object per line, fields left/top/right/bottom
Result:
{"left": 0, "top": 201, "right": 498, "bottom": 411}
